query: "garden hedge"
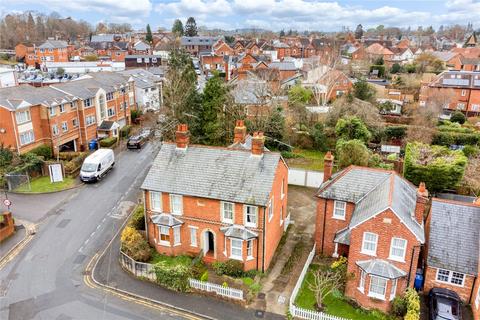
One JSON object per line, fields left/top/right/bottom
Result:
{"left": 29, "top": 144, "right": 53, "bottom": 159}
{"left": 403, "top": 142, "right": 467, "bottom": 192}
{"left": 99, "top": 137, "right": 118, "bottom": 148}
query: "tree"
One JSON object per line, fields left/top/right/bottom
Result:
{"left": 56, "top": 67, "right": 65, "bottom": 76}
{"left": 335, "top": 116, "right": 371, "bottom": 143}
{"left": 288, "top": 84, "right": 312, "bottom": 104}
{"left": 336, "top": 139, "right": 370, "bottom": 168}
{"left": 390, "top": 63, "right": 401, "bottom": 74}
{"left": 145, "top": 24, "right": 153, "bottom": 44}
{"left": 327, "top": 96, "right": 384, "bottom": 133}
{"left": 279, "top": 29, "right": 285, "bottom": 37}
{"left": 264, "top": 107, "right": 286, "bottom": 147}
{"left": 172, "top": 19, "right": 184, "bottom": 37}
{"left": 120, "top": 226, "right": 151, "bottom": 262}
{"left": 224, "top": 35, "right": 234, "bottom": 45}
{"left": 415, "top": 53, "right": 444, "bottom": 74}
{"left": 354, "top": 24, "right": 363, "bottom": 39}
{"left": 450, "top": 111, "right": 466, "bottom": 124}
{"left": 95, "top": 22, "right": 108, "bottom": 34}
{"left": 461, "top": 156, "right": 480, "bottom": 196}
{"left": 353, "top": 78, "right": 376, "bottom": 102}
{"left": 184, "top": 17, "right": 198, "bottom": 37}
{"left": 26, "top": 12, "right": 35, "bottom": 41}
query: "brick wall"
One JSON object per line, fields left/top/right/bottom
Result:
{"left": 424, "top": 266, "right": 476, "bottom": 303}
{"left": 0, "top": 212, "right": 15, "bottom": 243}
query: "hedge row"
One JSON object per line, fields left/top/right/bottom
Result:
{"left": 99, "top": 137, "right": 118, "bottom": 148}
{"left": 432, "top": 131, "right": 480, "bottom": 146}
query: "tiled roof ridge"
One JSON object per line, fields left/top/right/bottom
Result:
{"left": 162, "top": 141, "right": 280, "bottom": 155}
{"left": 432, "top": 197, "right": 480, "bottom": 208}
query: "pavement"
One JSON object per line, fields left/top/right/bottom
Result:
{"left": 0, "top": 140, "right": 196, "bottom": 319}
{"left": 0, "top": 227, "right": 26, "bottom": 258}
{"left": 93, "top": 227, "right": 285, "bottom": 320}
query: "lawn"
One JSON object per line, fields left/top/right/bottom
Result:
{"left": 15, "top": 176, "right": 76, "bottom": 193}
{"left": 295, "top": 265, "right": 393, "bottom": 320}
{"left": 149, "top": 252, "right": 192, "bottom": 266}
{"left": 284, "top": 149, "right": 326, "bottom": 171}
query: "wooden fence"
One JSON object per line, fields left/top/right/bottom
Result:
{"left": 289, "top": 244, "right": 350, "bottom": 320}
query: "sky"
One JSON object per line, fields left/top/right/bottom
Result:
{"left": 2, "top": 0, "right": 479, "bottom": 32}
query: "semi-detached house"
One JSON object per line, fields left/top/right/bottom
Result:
{"left": 141, "top": 122, "right": 289, "bottom": 271}
{"left": 315, "top": 154, "right": 426, "bottom": 312}
{"left": 0, "top": 72, "right": 136, "bottom": 154}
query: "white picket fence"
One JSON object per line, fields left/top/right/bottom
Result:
{"left": 288, "top": 168, "right": 324, "bottom": 188}
{"left": 189, "top": 279, "right": 244, "bottom": 300}
{"left": 289, "top": 243, "right": 350, "bottom": 320}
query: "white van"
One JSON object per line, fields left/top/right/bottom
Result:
{"left": 80, "top": 149, "right": 115, "bottom": 182}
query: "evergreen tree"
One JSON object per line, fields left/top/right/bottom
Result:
{"left": 26, "top": 13, "right": 35, "bottom": 41}
{"left": 145, "top": 24, "right": 153, "bottom": 43}
{"left": 279, "top": 29, "right": 285, "bottom": 37}
{"left": 184, "top": 17, "right": 198, "bottom": 37}
{"left": 354, "top": 24, "right": 363, "bottom": 39}
{"left": 172, "top": 19, "right": 184, "bottom": 36}
{"left": 265, "top": 107, "right": 286, "bottom": 147}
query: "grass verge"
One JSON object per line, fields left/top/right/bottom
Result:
{"left": 15, "top": 176, "right": 76, "bottom": 193}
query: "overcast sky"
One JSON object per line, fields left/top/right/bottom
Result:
{"left": 3, "top": 0, "right": 479, "bottom": 31}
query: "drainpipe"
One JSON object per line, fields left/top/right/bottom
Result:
{"left": 10, "top": 112, "right": 20, "bottom": 154}
{"left": 469, "top": 275, "right": 478, "bottom": 304}
{"left": 262, "top": 207, "right": 266, "bottom": 273}
{"left": 321, "top": 198, "right": 327, "bottom": 254}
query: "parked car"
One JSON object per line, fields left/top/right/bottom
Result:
{"left": 80, "top": 149, "right": 115, "bottom": 182}
{"left": 429, "top": 288, "right": 462, "bottom": 320}
{"left": 127, "top": 134, "right": 147, "bottom": 149}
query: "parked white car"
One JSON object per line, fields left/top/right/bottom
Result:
{"left": 79, "top": 149, "right": 115, "bottom": 182}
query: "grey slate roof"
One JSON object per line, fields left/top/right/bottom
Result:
{"left": 427, "top": 199, "right": 480, "bottom": 275}
{"left": 181, "top": 36, "right": 218, "bottom": 46}
{"left": 220, "top": 225, "right": 258, "bottom": 240}
{"left": 151, "top": 213, "right": 183, "bottom": 227}
{"left": 318, "top": 167, "right": 425, "bottom": 243}
{"left": 141, "top": 143, "right": 281, "bottom": 206}
{"left": 268, "top": 62, "right": 297, "bottom": 71}
{"left": 357, "top": 259, "right": 407, "bottom": 279}
{"left": 229, "top": 135, "right": 269, "bottom": 152}
{"left": 39, "top": 39, "right": 68, "bottom": 49}
{"left": 0, "top": 85, "right": 75, "bottom": 111}
{"left": 120, "top": 69, "right": 160, "bottom": 89}
{"left": 232, "top": 80, "right": 269, "bottom": 105}
{"left": 334, "top": 228, "right": 350, "bottom": 245}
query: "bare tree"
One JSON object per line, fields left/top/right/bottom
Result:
{"left": 308, "top": 268, "right": 345, "bottom": 310}
{"left": 461, "top": 156, "right": 480, "bottom": 197}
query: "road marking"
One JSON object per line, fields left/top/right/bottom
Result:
{"left": 0, "top": 233, "right": 34, "bottom": 270}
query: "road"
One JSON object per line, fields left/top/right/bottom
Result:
{"left": 0, "top": 141, "right": 194, "bottom": 320}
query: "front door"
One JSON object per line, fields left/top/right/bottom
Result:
{"left": 208, "top": 232, "right": 214, "bottom": 253}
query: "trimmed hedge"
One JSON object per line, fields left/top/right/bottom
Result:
{"left": 29, "top": 144, "right": 53, "bottom": 159}
{"left": 63, "top": 152, "right": 89, "bottom": 174}
{"left": 120, "top": 125, "right": 132, "bottom": 138}
{"left": 99, "top": 137, "right": 118, "bottom": 148}
{"left": 153, "top": 263, "right": 191, "bottom": 292}
{"left": 404, "top": 142, "right": 467, "bottom": 192}
{"left": 432, "top": 131, "right": 480, "bottom": 146}
{"left": 384, "top": 125, "right": 407, "bottom": 140}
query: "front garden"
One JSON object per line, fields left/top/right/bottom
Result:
{"left": 14, "top": 176, "right": 76, "bottom": 193}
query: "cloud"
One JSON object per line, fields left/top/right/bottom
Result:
{"left": 155, "top": 0, "right": 232, "bottom": 17}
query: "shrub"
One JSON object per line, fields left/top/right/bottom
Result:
{"left": 370, "top": 65, "right": 385, "bottom": 78}
{"left": 64, "top": 152, "right": 89, "bottom": 174}
{"left": 120, "top": 226, "right": 151, "bottom": 262}
{"left": 462, "top": 145, "right": 480, "bottom": 158}
{"left": 29, "top": 144, "right": 53, "bottom": 159}
{"left": 336, "top": 139, "right": 370, "bottom": 168}
{"left": 281, "top": 151, "right": 302, "bottom": 159}
{"left": 0, "top": 144, "right": 13, "bottom": 167}
{"left": 222, "top": 282, "right": 228, "bottom": 287}
{"left": 450, "top": 111, "right": 466, "bottom": 124}
{"left": 387, "top": 153, "right": 398, "bottom": 161}
{"left": 384, "top": 126, "right": 407, "bottom": 140}
{"left": 391, "top": 296, "right": 408, "bottom": 317}
{"left": 200, "top": 270, "right": 209, "bottom": 282}
{"left": 99, "top": 137, "right": 118, "bottom": 148}
{"left": 404, "top": 288, "right": 420, "bottom": 320}
{"left": 335, "top": 116, "right": 372, "bottom": 143}
{"left": 404, "top": 142, "right": 467, "bottom": 192}
{"left": 390, "top": 63, "right": 401, "bottom": 74}
{"left": 212, "top": 260, "right": 244, "bottom": 277}
{"left": 128, "top": 206, "right": 145, "bottom": 230}
{"left": 154, "top": 262, "right": 191, "bottom": 292}
{"left": 330, "top": 256, "right": 348, "bottom": 270}
{"left": 131, "top": 109, "right": 143, "bottom": 123}
{"left": 120, "top": 125, "right": 132, "bottom": 138}
{"left": 212, "top": 261, "right": 226, "bottom": 275}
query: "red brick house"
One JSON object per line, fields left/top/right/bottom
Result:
{"left": 142, "top": 123, "right": 289, "bottom": 271}
{"left": 315, "top": 157, "right": 426, "bottom": 312}
{"left": 424, "top": 197, "right": 480, "bottom": 307}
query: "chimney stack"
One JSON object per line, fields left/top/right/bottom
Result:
{"left": 234, "top": 120, "right": 247, "bottom": 144}
{"left": 414, "top": 182, "right": 428, "bottom": 224}
{"left": 251, "top": 132, "right": 265, "bottom": 156}
{"left": 175, "top": 124, "right": 189, "bottom": 149}
{"left": 323, "top": 151, "right": 334, "bottom": 182}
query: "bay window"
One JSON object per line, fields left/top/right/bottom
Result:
{"left": 230, "top": 239, "right": 242, "bottom": 260}
{"left": 247, "top": 240, "right": 253, "bottom": 259}
{"left": 369, "top": 276, "right": 387, "bottom": 300}
{"left": 159, "top": 226, "right": 170, "bottom": 245}
{"left": 173, "top": 226, "right": 181, "bottom": 246}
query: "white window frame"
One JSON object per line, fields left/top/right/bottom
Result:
{"left": 390, "top": 279, "right": 397, "bottom": 301}
{"left": 475, "top": 283, "right": 480, "bottom": 308}
{"left": 221, "top": 201, "right": 234, "bottom": 224}
{"left": 61, "top": 121, "right": 68, "bottom": 132}
{"left": 72, "top": 118, "right": 78, "bottom": 127}
{"left": 170, "top": 194, "right": 183, "bottom": 215}
{"left": 189, "top": 226, "right": 198, "bottom": 247}
{"left": 49, "top": 106, "right": 56, "bottom": 117}
{"left": 15, "top": 110, "right": 31, "bottom": 124}
{"left": 268, "top": 197, "right": 274, "bottom": 222}
{"left": 52, "top": 124, "right": 59, "bottom": 136}
{"left": 150, "top": 191, "right": 162, "bottom": 212}
{"left": 159, "top": 226, "right": 170, "bottom": 246}
{"left": 281, "top": 178, "right": 285, "bottom": 199}
{"left": 436, "top": 268, "right": 465, "bottom": 287}
{"left": 461, "top": 89, "right": 466, "bottom": 96}
{"left": 85, "top": 98, "right": 92, "bottom": 108}
{"left": 173, "top": 226, "right": 181, "bottom": 246}
{"left": 59, "top": 104, "right": 65, "bottom": 113}
{"left": 244, "top": 205, "right": 257, "bottom": 227}
{"left": 230, "top": 238, "right": 243, "bottom": 260}
{"left": 246, "top": 239, "right": 254, "bottom": 260}
{"left": 333, "top": 200, "right": 346, "bottom": 220}
{"left": 280, "top": 205, "right": 284, "bottom": 226}
{"left": 86, "top": 115, "right": 96, "bottom": 126}
{"left": 107, "top": 108, "right": 115, "bottom": 117}
{"left": 19, "top": 130, "right": 35, "bottom": 146}
{"left": 368, "top": 275, "right": 387, "bottom": 300}
{"left": 358, "top": 269, "right": 366, "bottom": 293}
{"left": 361, "top": 232, "right": 378, "bottom": 256}
{"left": 389, "top": 238, "right": 407, "bottom": 262}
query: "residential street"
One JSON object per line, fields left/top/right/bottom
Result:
{"left": 0, "top": 141, "right": 196, "bottom": 320}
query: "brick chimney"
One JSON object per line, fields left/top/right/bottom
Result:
{"left": 414, "top": 182, "right": 428, "bottom": 224}
{"left": 175, "top": 124, "right": 189, "bottom": 149}
{"left": 323, "top": 151, "right": 334, "bottom": 182}
{"left": 251, "top": 132, "right": 265, "bottom": 156}
{"left": 234, "top": 120, "right": 247, "bottom": 144}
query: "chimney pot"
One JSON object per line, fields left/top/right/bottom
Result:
{"left": 175, "top": 124, "right": 189, "bottom": 149}
{"left": 414, "top": 182, "right": 428, "bottom": 224}
{"left": 251, "top": 132, "right": 265, "bottom": 156}
{"left": 323, "top": 151, "right": 334, "bottom": 182}
{"left": 234, "top": 120, "right": 247, "bottom": 144}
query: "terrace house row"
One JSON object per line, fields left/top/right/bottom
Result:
{"left": 0, "top": 72, "right": 135, "bottom": 154}
{"left": 141, "top": 122, "right": 289, "bottom": 271}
